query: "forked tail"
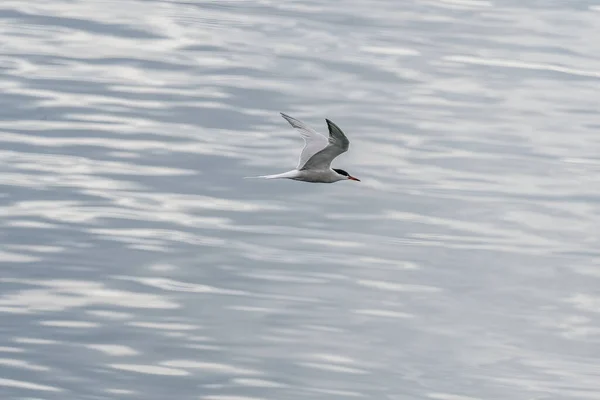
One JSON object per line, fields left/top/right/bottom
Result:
{"left": 244, "top": 170, "right": 298, "bottom": 180}
{"left": 243, "top": 175, "right": 277, "bottom": 179}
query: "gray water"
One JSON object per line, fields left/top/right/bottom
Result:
{"left": 1, "top": 1, "right": 599, "bottom": 399}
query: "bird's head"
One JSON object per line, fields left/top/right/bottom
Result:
{"left": 333, "top": 168, "right": 360, "bottom": 182}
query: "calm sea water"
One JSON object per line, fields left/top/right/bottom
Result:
{"left": 1, "top": 1, "right": 599, "bottom": 399}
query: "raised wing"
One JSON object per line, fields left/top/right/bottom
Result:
{"left": 280, "top": 113, "right": 329, "bottom": 169}
{"left": 299, "top": 118, "right": 350, "bottom": 171}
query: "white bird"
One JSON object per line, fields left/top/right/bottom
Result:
{"left": 248, "top": 113, "right": 360, "bottom": 183}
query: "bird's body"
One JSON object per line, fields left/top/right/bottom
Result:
{"left": 248, "top": 113, "right": 360, "bottom": 184}
{"left": 257, "top": 169, "right": 347, "bottom": 183}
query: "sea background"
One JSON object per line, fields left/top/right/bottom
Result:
{"left": 1, "top": 1, "right": 599, "bottom": 399}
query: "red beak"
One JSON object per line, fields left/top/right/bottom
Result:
{"left": 348, "top": 176, "right": 360, "bottom": 181}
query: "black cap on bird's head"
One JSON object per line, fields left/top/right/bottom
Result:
{"left": 333, "top": 168, "right": 360, "bottom": 182}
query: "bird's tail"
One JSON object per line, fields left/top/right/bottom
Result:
{"left": 243, "top": 174, "right": 283, "bottom": 179}
{"left": 244, "top": 171, "right": 298, "bottom": 180}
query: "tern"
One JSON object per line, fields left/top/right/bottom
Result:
{"left": 248, "top": 113, "right": 360, "bottom": 183}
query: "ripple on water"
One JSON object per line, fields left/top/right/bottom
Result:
{"left": 161, "top": 360, "right": 263, "bottom": 376}
{"left": 356, "top": 279, "right": 441, "bottom": 293}
{"left": 0, "top": 358, "right": 49, "bottom": 371}
{"left": 1, "top": 0, "right": 600, "bottom": 399}
{"left": 0, "top": 378, "right": 62, "bottom": 392}
{"left": 0, "top": 279, "right": 180, "bottom": 311}
{"left": 87, "top": 344, "right": 138, "bottom": 356}
{"left": 110, "top": 364, "right": 189, "bottom": 376}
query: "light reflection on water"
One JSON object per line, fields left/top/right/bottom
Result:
{"left": 1, "top": 0, "right": 600, "bottom": 399}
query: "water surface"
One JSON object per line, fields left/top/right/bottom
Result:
{"left": 1, "top": 1, "right": 599, "bottom": 399}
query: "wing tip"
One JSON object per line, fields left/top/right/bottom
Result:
{"left": 325, "top": 118, "right": 343, "bottom": 133}
{"left": 325, "top": 118, "right": 350, "bottom": 148}
{"left": 325, "top": 118, "right": 338, "bottom": 129}
{"left": 280, "top": 112, "right": 296, "bottom": 125}
{"left": 280, "top": 112, "right": 306, "bottom": 130}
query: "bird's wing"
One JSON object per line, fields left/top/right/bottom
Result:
{"left": 280, "top": 113, "right": 329, "bottom": 170}
{"left": 299, "top": 118, "right": 350, "bottom": 171}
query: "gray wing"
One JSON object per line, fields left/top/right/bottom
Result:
{"left": 300, "top": 118, "right": 350, "bottom": 171}
{"left": 280, "top": 113, "right": 329, "bottom": 170}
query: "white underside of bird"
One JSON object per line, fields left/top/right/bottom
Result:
{"left": 247, "top": 113, "right": 360, "bottom": 184}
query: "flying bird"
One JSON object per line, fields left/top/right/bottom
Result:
{"left": 248, "top": 113, "right": 360, "bottom": 183}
